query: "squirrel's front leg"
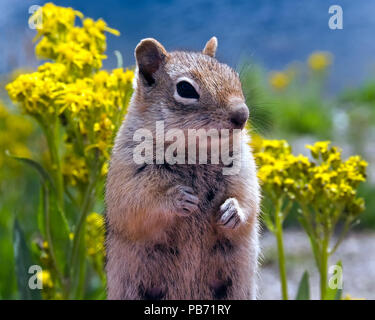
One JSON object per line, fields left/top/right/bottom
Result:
{"left": 216, "top": 198, "right": 246, "bottom": 229}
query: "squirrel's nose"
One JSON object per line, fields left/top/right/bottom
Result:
{"left": 230, "top": 103, "right": 249, "bottom": 129}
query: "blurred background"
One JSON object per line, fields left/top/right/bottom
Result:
{"left": 2, "top": 0, "right": 375, "bottom": 90}
{"left": 1, "top": 0, "right": 375, "bottom": 299}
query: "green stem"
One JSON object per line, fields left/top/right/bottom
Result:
{"left": 68, "top": 186, "right": 92, "bottom": 298}
{"left": 274, "top": 200, "right": 288, "bottom": 300}
{"left": 69, "top": 157, "right": 100, "bottom": 297}
{"left": 39, "top": 116, "right": 69, "bottom": 297}
{"left": 320, "top": 236, "right": 329, "bottom": 300}
{"left": 44, "top": 121, "right": 64, "bottom": 208}
{"left": 70, "top": 177, "right": 96, "bottom": 266}
{"left": 42, "top": 184, "right": 66, "bottom": 292}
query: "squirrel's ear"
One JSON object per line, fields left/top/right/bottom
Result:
{"left": 202, "top": 36, "right": 218, "bottom": 57}
{"left": 135, "top": 38, "right": 169, "bottom": 86}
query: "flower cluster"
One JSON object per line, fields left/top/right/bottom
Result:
{"left": 62, "top": 150, "right": 88, "bottom": 186}
{"left": 6, "top": 3, "right": 134, "bottom": 187}
{"left": 304, "top": 141, "right": 367, "bottom": 220}
{"left": 32, "top": 3, "right": 119, "bottom": 75}
{"left": 255, "top": 139, "right": 367, "bottom": 219}
{"left": 85, "top": 212, "right": 105, "bottom": 257}
{"left": 255, "top": 139, "right": 311, "bottom": 202}
{"left": 60, "top": 68, "right": 134, "bottom": 159}
{"left": 6, "top": 63, "right": 67, "bottom": 120}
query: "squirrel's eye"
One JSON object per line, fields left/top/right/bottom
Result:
{"left": 176, "top": 81, "right": 200, "bottom": 99}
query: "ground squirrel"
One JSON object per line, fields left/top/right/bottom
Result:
{"left": 105, "top": 37, "right": 261, "bottom": 299}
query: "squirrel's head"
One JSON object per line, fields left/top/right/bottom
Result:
{"left": 132, "top": 37, "right": 249, "bottom": 131}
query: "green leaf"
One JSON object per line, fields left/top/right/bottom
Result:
{"left": 6, "top": 152, "right": 55, "bottom": 189}
{"left": 13, "top": 220, "right": 42, "bottom": 300}
{"left": 335, "top": 288, "right": 343, "bottom": 300}
{"left": 7, "top": 152, "right": 69, "bottom": 235}
{"left": 7, "top": 152, "right": 70, "bottom": 277}
{"left": 70, "top": 222, "right": 87, "bottom": 299}
{"left": 326, "top": 260, "right": 343, "bottom": 300}
{"left": 295, "top": 271, "right": 310, "bottom": 300}
{"left": 86, "top": 286, "right": 107, "bottom": 300}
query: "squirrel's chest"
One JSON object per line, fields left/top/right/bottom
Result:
{"left": 169, "top": 164, "right": 229, "bottom": 214}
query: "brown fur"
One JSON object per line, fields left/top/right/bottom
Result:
{"left": 105, "top": 37, "right": 261, "bottom": 300}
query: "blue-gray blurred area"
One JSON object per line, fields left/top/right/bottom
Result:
{"left": 1, "top": 0, "right": 375, "bottom": 91}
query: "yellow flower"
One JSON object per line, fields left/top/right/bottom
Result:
{"left": 93, "top": 70, "right": 109, "bottom": 85}
{"left": 85, "top": 212, "right": 105, "bottom": 257}
{"left": 287, "top": 154, "right": 310, "bottom": 167}
{"left": 327, "top": 152, "right": 341, "bottom": 166}
{"left": 338, "top": 183, "right": 355, "bottom": 197}
{"left": 257, "top": 165, "right": 273, "bottom": 183}
{"left": 37, "top": 270, "right": 54, "bottom": 288}
{"left": 346, "top": 156, "right": 368, "bottom": 172}
{"left": 308, "top": 52, "right": 332, "bottom": 71}
{"left": 273, "top": 176, "right": 282, "bottom": 186}
{"left": 31, "top": 3, "right": 119, "bottom": 75}
{"left": 62, "top": 151, "right": 88, "bottom": 186}
{"left": 269, "top": 72, "right": 290, "bottom": 90}
{"left": 101, "top": 162, "right": 109, "bottom": 176}
{"left": 313, "top": 170, "right": 336, "bottom": 184}
{"left": 6, "top": 63, "right": 66, "bottom": 117}
{"left": 326, "top": 183, "right": 338, "bottom": 194}
{"left": 42, "top": 241, "right": 48, "bottom": 249}
{"left": 306, "top": 141, "right": 331, "bottom": 160}
{"left": 284, "top": 178, "right": 295, "bottom": 185}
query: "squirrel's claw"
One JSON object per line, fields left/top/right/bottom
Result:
{"left": 217, "top": 198, "right": 244, "bottom": 229}
{"left": 169, "top": 185, "right": 199, "bottom": 216}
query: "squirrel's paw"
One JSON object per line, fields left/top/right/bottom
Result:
{"left": 169, "top": 185, "right": 199, "bottom": 216}
{"left": 217, "top": 198, "right": 245, "bottom": 229}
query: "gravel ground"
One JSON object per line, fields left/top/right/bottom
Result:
{"left": 258, "top": 230, "right": 375, "bottom": 300}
